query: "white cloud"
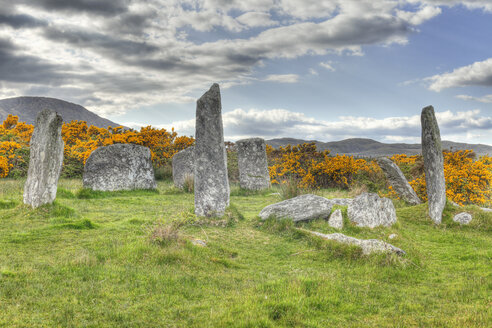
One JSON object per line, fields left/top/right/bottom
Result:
{"left": 456, "top": 94, "right": 492, "bottom": 103}
{"left": 264, "top": 74, "right": 299, "bottom": 83}
{"left": 161, "top": 108, "right": 492, "bottom": 143}
{"left": 426, "top": 58, "right": 492, "bottom": 91}
{"left": 236, "top": 11, "right": 276, "bottom": 27}
{"left": 319, "top": 61, "right": 335, "bottom": 71}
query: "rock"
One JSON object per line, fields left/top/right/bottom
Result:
{"left": 421, "top": 106, "right": 446, "bottom": 224}
{"left": 327, "top": 198, "right": 353, "bottom": 206}
{"left": 172, "top": 146, "right": 195, "bottom": 189}
{"left": 191, "top": 239, "right": 207, "bottom": 247}
{"left": 453, "top": 212, "right": 472, "bottom": 225}
{"left": 236, "top": 138, "right": 270, "bottom": 190}
{"left": 83, "top": 143, "right": 156, "bottom": 191}
{"left": 328, "top": 209, "right": 343, "bottom": 229}
{"left": 376, "top": 157, "right": 421, "bottom": 205}
{"left": 259, "top": 194, "right": 333, "bottom": 222}
{"left": 194, "top": 84, "right": 230, "bottom": 217}
{"left": 480, "top": 207, "right": 492, "bottom": 212}
{"left": 388, "top": 234, "right": 397, "bottom": 240}
{"left": 23, "top": 109, "right": 64, "bottom": 208}
{"left": 301, "top": 229, "right": 406, "bottom": 256}
{"left": 347, "top": 193, "right": 397, "bottom": 228}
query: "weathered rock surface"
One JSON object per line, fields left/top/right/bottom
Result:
{"left": 328, "top": 209, "right": 343, "bottom": 229}
{"left": 194, "top": 84, "right": 230, "bottom": 217}
{"left": 480, "top": 207, "right": 492, "bottom": 212}
{"left": 301, "top": 229, "right": 406, "bottom": 256}
{"left": 376, "top": 157, "right": 421, "bottom": 205}
{"left": 83, "top": 143, "right": 156, "bottom": 191}
{"left": 236, "top": 138, "right": 270, "bottom": 190}
{"left": 421, "top": 106, "right": 446, "bottom": 224}
{"left": 453, "top": 212, "right": 472, "bottom": 225}
{"left": 259, "top": 194, "right": 333, "bottom": 222}
{"left": 348, "top": 193, "right": 397, "bottom": 228}
{"left": 327, "top": 198, "right": 353, "bottom": 206}
{"left": 172, "top": 146, "right": 195, "bottom": 189}
{"left": 23, "top": 109, "right": 64, "bottom": 208}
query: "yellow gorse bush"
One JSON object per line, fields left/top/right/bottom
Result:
{"left": 0, "top": 115, "right": 194, "bottom": 178}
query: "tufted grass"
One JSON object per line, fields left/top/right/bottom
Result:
{"left": 0, "top": 179, "right": 490, "bottom": 327}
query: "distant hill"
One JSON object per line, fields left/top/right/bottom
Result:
{"left": 0, "top": 97, "right": 122, "bottom": 128}
{"left": 266, "top": 137, "right": 492, "bottom": 157}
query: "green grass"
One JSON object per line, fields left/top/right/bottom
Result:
{"left": 0, "top": 179, "right": 490, "bottom": 327}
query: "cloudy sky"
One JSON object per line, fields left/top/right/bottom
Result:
{"left": 1, "top": 0, "right": 491, "bottom": 144}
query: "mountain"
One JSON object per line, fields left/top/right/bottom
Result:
{"left": 0, "top": 96, "right": 122, "bottom": 128}
{"left": 266, "top": 137, "right": 492, "bottom": 157}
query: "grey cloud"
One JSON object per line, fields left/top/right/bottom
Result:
{"left": 20, "top": 0, "right": 130, "bottom": 15}
{"left": 0, "top": 13, "right": 47, "bottom": 29}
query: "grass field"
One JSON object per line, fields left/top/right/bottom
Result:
{"left": 0, "top": 179, "right": 491, "bottom": 327}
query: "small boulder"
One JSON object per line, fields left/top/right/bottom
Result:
{"left": 348, "top": 193, "right": 397, "bottom": 228}
{"left": 83, "top": 143, "right": 156, "bottom": 191}
{"left": 328, "top": 209, "right": 343, "bottom": 229}
{"left": 388, "top": 234, "right": 397, "bottom": 240}
{"left": 453, "top": 212, "right": 472, "bottom": 225}
{"left": 259, "top": 194, "right": 333, "bottom": 222}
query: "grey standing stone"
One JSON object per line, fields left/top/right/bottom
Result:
{"left": 347, "top": 193, "right": 397, "bottom": 228}
{"left": 83, "top": 143, "right": 156, "bottom": 191}
{"left": 172, "top": 146, "right": 195, "bottom": 189}
{"left": 194, "top": 84, "right": 230, "bottom": 217}
{"left": 236, "top": 138, "right": 270, "bottom": 190}
{"left": 328, "top": 209, "right": 343, "bottom": 229}
{"left": 259, "top": 194, "right": 333, "bottom": 222}
{"left": 376, "top": 157, "right": 421, "bottom": 205}
{"left": 453, "top": 212, "right": 472, "bottom": 225}
{"left": 23, "top": 109, "right": 64, "bottom": 208}
{"left": 421, "top": 106, "right": 446, "bottom": 224}
{"left": 300, "top": 229, "right": 405, "bottom": 256}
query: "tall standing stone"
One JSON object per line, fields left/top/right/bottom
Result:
{"left": 376, "top": 157, "right": 421, "bottom": 205}
{"left": 236, "top": 138, "right": 270, "bottom": 190}
{"left": 23, "top": 109, "right": 64, "bottom": 208}
{"left": 172, "top": 146, "right": 195, "bottom": 189}
{"left": 421, "top": 105, "right": 446, "bottom": 224}
{"left": 194, "top": 84, "right": 229, "bottom": 217}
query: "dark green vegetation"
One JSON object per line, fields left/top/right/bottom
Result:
{"left": 0, "top": 179, "right": 491, "bottom": 327}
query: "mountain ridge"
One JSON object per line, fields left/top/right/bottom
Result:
{"left": 0, "top": 96, "right": 121, "bottom": 128}
{"left": 266, "top": 137, "right": 492, "bottom": 157}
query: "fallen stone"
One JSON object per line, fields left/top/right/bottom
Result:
{"left": 83, "top": 143, "right": 156, "bottom": 191}
{"left": 376, "top": 157, "right": 421, "bottom": 205}
{"left": 421, "top": 106, "right": 446, "bottom": 224}
{"left": 194, "top": 83, "right": 230, "bottom": 217}
{"left": 300, "top": 229, "right": 406, "bottom": 256}
{"left": 23, "top": 109, "right": 64, "bottom": 208}
{"left": 236, "top": 137, "right": 270, "bottom": 190}
{"left": 327, "top": 198, "right": 353, "bottom": 206}
{"left": 259, "top": 194, "right": 333, "bottom": 222}
{"left": 191, "top": 239, "right": 207, "bottom": 247}
{"left": 347, "top": 193, "right": 397, "bottom": 228}
{"left": 453, "top": 212, "right": 472, "bottom": 225}
{"left": 480, "top": 207, "right": 492, "bottom": 212}
{"left": 328, "top": 209, "right": 343, "bottom": 229}
{"left": 172, "top": 146, "right": 195, "bottom": 189}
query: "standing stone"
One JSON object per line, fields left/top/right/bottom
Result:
{"left": 376, "top": 157, "right": 421, "bottom": 205}
{"left": 236, "top": 138, "right": 270, "bottom": 190}
{"left": 421, "top": 106, "right": 446, "bottom": 224}
{"left": 194, "top": 84, "right": 229, "bottom": 217}
{"left": 83, "top": 143, "right": 156, "bottom": 191}
{"left": 172, "top": 146, "right": 195, "bottom": 189}
{"left": 347, "top": 193, "right": 397, "bottom": 228}
{"left": 23, "top": 109, "right": 64, "bottom": 208}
